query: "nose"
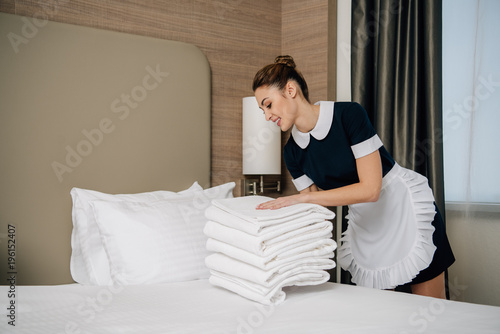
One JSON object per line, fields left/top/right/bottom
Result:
{"left": 264, "top": 110, "right": 273, "bottom": 121}
{"left": 263, "top": 109, "right": 272, "bottom": 121}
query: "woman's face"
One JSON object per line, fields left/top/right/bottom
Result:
{"left": 254, "top": 84, "right": 297, "bottom": 132}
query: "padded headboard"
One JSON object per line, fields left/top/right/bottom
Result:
{"left": 0, "top": 13, "right": 211, "bottom": 284}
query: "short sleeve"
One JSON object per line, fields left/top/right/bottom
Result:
{"left": 284, "top": 143, "right": 314, "bottom": 191}
{"left": 342, "top": 103, "right": 383, "bottom": 159}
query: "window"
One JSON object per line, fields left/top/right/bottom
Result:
{"left": 442, "top": 0, "right": 500, "bottom": 204}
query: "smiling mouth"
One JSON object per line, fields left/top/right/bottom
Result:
{"left": 276, "top": 118, "right": 281, "bottom": 127}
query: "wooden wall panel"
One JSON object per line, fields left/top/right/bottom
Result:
{"left": 0, "top": 0, "right": 14, "bottom": 12}
{"left": 0, "top": 0, "right": 281, "bottom": 198}
{"left": 280, "top": 0, "right": 336, "bottom": 196}
{"left": 0, "top": 0, "right": 335, "bottom": 198}
{"left": 282, "top": 0, "right": 330, "bottom": 102}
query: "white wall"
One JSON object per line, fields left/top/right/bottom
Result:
{"left": 446, "top": 207, "right": 500, "bottom": 307}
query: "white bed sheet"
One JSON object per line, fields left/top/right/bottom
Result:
{"left": 1, "top": 280, "right": 499, "bottom": 333}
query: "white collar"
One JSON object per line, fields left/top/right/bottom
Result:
{"left": 291, "top": 101, "right": 334, "bottom": 149}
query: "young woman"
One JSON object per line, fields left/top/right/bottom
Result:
{"left": 252, "top": 55, "right": 455, "bottom": 298}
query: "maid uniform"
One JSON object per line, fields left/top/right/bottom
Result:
{"left": 284, "top": 101, "right": 455, "bottom": 289}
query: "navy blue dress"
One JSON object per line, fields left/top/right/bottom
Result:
{"left": 283, "top": 101, "right": 454, "bottom": 288}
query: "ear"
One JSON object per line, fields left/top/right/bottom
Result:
{"left": 285, "top": 81, "right": 298, "bottom": 98}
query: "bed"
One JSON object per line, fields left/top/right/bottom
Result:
{"left": 1, "top": 12, "right": 500, "bottom": 334}
{"left": 3, "top": 280, "right": 500, "bottom": 333}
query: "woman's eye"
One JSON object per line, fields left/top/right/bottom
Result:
{"left": 266, "top": 103, "right": 272, "bottom": 109}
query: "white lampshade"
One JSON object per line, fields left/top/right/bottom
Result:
{"left": 242, "top": 96, "right": 281, "bottom": 175}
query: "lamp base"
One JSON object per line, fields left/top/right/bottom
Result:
{"left": 243, "top": 175, "right": 281, "bottom": 196}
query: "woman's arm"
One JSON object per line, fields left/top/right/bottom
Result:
{"left": 256, "top": 150, "right": 382, "bottom": 210}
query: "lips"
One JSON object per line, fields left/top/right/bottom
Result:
{"left": 276, "top": 118, "right": 282, "bottom": 127}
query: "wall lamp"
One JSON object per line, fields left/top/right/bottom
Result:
{"left": 242, "top": 96, "right": 281, "bottom": 196}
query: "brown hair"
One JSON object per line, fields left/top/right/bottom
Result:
{"left": 252, "top": 55, "right": 310, "bottom": 102}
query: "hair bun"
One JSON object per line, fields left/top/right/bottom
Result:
{"left": 274, "top": 55, "right": 296, "bottom": 68}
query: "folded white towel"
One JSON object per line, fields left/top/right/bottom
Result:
{"left": 209, "top": 272, "right": 286, "bottom": 305}
{"left": 206, "top": 252, "right": 335, "bottom": 287}
{"left": 210, "top": 196, "right": 335, "bottom": 228}
{"left": 204, "top": 197, "right": 337, "bottom": 305}
{"left": 209, "top": 268, "right": 331, "bottom": 305}
{"left": 206, "top": 237, "right": 336, "bottom": 270}
{"left": 205, "top": 205, "right": 334, "bottom": 236}
{"left": 204, "top": 219, "right": 333, "bottom": 256}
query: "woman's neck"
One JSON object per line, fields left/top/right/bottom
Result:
{"left": 294, "top": 100, "right": 320, "bottom": 133}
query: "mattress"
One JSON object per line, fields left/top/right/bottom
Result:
{"left": 2, "top": 280, "right": 499, "bottom": 333}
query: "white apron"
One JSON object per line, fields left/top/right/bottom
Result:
{"left": 337, "top": 163, "right": 437, "bottom": 289}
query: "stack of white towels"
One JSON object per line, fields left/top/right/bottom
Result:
{"left": 204, "top": 195, "right": 337, "bottom": 305}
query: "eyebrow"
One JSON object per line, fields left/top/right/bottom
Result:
{"left": 260, "top": 97, "right": 268, "bottom": 106}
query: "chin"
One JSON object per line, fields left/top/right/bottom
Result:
{"left": 280, "top": 123, "right": 292, "bottom": 132}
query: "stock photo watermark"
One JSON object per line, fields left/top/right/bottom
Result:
{"left": 51, "top": 64, "right": 169, "bottom": 182}
{"left": 243, "top": 127, "right": 279, "bottom": 164}
{"left": 213, "top": 302, "right": 276, "bottom": 334}
{"left": 443, "top": 74, "right": 500, "bottom": 130}
{"left": 400, "top": 277, "right": 468, "bottom": 334}
{"left": 62, "top": 273, "right": 128, "bottom": 334}
{"left": 235, "top": 303, "right": 275, "bottom": 334}
{"left": 4, "top": 225, "right": 17, "bottom": 327}
{"left": 402, "top": 73, "right": 499, "bottom": 170}
{"left": 7, "top": 0, "right": 70, "bottom": 54}
{"left": 339, "top": 2, "right": 402, "bottom": 62}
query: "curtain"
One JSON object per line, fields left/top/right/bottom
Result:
{"left": 350, "top": 0, "right": 445, "bottom": 216}
{"left": 348, "top": 0, "right": 447, "bottom": 294}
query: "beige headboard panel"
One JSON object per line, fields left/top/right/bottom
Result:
{"left": 0, "top": 13, "right": 211, "bottom": 285}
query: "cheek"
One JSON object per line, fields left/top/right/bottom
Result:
{"left": 280, "top": 120, "right": 292, "bottom": 132}
{"left": 279, "top": 112, "right": 292, "bottom": 129}
{"left": 282, "top": 100, "right": 296, "bottom": 120}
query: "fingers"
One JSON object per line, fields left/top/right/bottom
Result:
{"left": 256, "top": 196, "right": 297, "bottom": 210}
{"left": 256, "top": 199, "right": 280, "bottom": 210}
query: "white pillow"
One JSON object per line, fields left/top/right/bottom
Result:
{"left": 90, "top": 182, "right": 235, "bottom": 285}
{"left": 70, "top": 181, "right": 203, "bottom": 285}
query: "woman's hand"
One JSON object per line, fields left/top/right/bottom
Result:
{"left": 256, "top": 184, "right": 317, "bottom": 210}
{"left": 256, "top": 194, "right": 303, "bottom": 210}
{"left": 255, "top": 151, "right": 383, "bottom": 210}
